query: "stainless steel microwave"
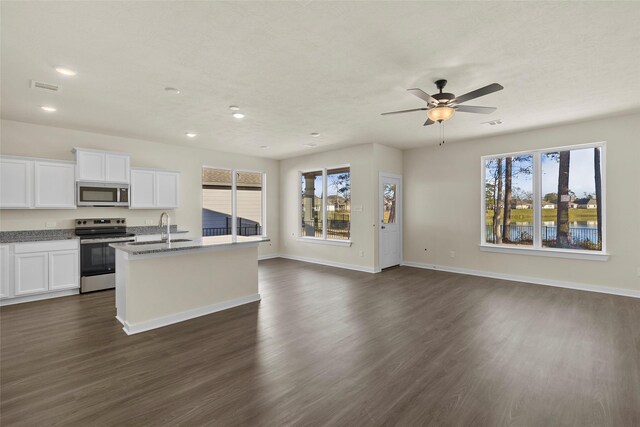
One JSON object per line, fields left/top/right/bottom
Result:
{"left": 77, "top": 182, "right": 129, "bottom": 206}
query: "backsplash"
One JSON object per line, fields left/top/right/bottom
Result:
{"left": 0, "top": 207, "right": 180, "bottom": 232}
{"left": 126, "top": 225, "right": 184, "bottom": 235}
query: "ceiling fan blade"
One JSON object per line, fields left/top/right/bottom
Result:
{"left": 381, "top": 108, "right": 428, "bottom": 116}
{"left": 423, "top": 119, "right": 435, "bottom": 126}
{"left": 407, "top": 88, "right": 437, "bottom": 104}
{"left": 455, "top": 105, "right": 497, "bottom": 114}
{"left": 454, "top": 83, "right": 503, "bottom": 104}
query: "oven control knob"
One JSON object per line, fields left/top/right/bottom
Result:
{"left": 117, "top": 220, "right": 121, "bottom": 224}
{"left": 83, "top": 221, "right": 87, "bottom": 224}
{"left": 77, "top": 221, "right": 81, "bottom": 225}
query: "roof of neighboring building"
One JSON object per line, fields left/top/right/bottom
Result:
{"left": 202, "top": 168, "right": 262, "bottom": 187}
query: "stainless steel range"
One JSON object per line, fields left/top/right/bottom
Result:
{"left": 75, "top": 218, "right": 135, "bottom": 293}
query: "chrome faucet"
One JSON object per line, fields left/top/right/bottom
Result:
{"left": 159, "top": 212, "right": 171, "bottom": 243}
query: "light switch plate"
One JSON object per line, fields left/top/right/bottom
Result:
{"left": 45, "top": 221, "right": 57, "bottom": 228}
{"left": 145, "top": 219, "right": 154, "bottom": 225}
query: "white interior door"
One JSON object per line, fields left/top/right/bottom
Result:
{"left": 379, "top": 174, "right": 402, "bottom": 269}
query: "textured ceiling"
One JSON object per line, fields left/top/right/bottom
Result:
{"left": 1, "top": 2, "right": 639, "bottom": 159}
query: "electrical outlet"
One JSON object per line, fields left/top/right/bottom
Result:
{"left": 45, "top": 221, "right": 57, "bottom": 228}
{"left": 359, "top": 250, "right": 364, "bottom": 257}
{"left": 145, "top": 219, "right": 154, "bottom": 225}
{"left": 449, "top": 251, "right": 456, "bottom": 259}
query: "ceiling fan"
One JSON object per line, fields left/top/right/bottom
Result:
{"left": 382, "top": 79, "right": 504, "bottom": 126}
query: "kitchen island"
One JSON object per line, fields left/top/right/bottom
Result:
{"left": 111, "top": 235, "right": 269, "bottom": 335}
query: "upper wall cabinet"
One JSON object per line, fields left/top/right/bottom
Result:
{"left": 156, "top": 171, "right": 180, "bottom": 208}
{"left": 73, "top": 148, "right": 130, "bottom": 183}
{"left": 0, "top": 158, "right": 33, "bottom": 208}
{"left": 0, "top": 157, "right": 76, "bottom": 209}
{"left": 130, "top": 168, "right": 179, "bottom": 209}
{"left": 34, "top": 161, "right": 76, "bottom": 208}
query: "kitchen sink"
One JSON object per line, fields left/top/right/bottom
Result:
{"left": 129, "top": 239, "right": 192, "bottom": 245}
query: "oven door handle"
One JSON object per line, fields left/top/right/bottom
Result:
{"left": 80, "top": 238, "right": 136, "bottom": 244}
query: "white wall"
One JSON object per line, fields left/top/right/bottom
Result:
{"left": 403, "top": 112, "right": 640, "bottom": 293}
{"left": 4, "top": 114, "right": 637, "bottom": 294}
{"left": 0, "top": 119, "right": 279, "bottom": 257}
{"left": 279, "top": 143, "right": 402, "bottom": 271}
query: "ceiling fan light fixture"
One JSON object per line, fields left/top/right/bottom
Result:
{"left": 427, "top": 106, "right": 455, "bottom": 122}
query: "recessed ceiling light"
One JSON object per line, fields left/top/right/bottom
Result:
{"left": 260, "top": 145, "right": 269, "bottom": 149}
{"left": 310, "top": 132, "right": 320, "bottom": 137}
{"left": 165, "top": 87, "right": 181, "bottom": 94}
{"left": 40, "top": 106, "right": 57, "bottom": 112}
{"left": 55, "top": 67, "right": 76, "bottom": 76}
{"left": 229, "top": 105, "right": 240, "bottom": 111}
{"left": 232, "top": 112, "right": 245, "bottom": 119}
{"left": 185, "top": 132, "right": 197, "bottom": 138}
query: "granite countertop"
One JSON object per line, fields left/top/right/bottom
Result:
{"left": 0, "top": 225, "right": 189, "bottom": 244}
{"left": 111, "top": 236, "right": 270, "bottom": 255}
{"left": 0, "top": 230, "right": 78, "bottom": 244}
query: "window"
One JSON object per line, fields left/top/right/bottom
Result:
{"left": 202, "top": 167, "right": 265, "bottom": 237}
{"left": 383, "top": 183, "right": 397, "bottom": 224}
{"left": 482, "top": 143, "right": 605, "bottom": 254}
{"left": 484, "top": 155, "right": 534, "bottom": 246}
{"left": 300, "top": 166, "right": 351, "bottom": 241}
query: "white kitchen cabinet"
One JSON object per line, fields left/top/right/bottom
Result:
{"left": 0, "top": 158, "right": 33, "bottom": 208}
{"left": 130, "top": 168, "right": 180, "bottom": 209}
{"left": 156, "top": 171, "right": 180, "bottom": 208}
{"left": 0, "top": 245, "right": 12, "bottom": 299}
{"left": 105, "top": 153, "right": 130, "bottom": 183}
{"left": 74, "top": 148, "right": 130, "bottom": 183}
{"left": 14, "top": 252, "right": 49, "bottom": 296}
{"left": 10, "top": 240, "right": 79, "bottom": 299}
{"left": 34, "top": 161, "right": 76, "bottom": 208}
{"left": 49, "top": 250, "right": 79, "bottom": 291}
{"left": 130, "top": 169, "right": 156, "bottom": 208}
{"left": 1, "top": 157, "right": 76, "bottom": 210}
{"left": 75, "top": 149, "right": 105, "bottom": 182}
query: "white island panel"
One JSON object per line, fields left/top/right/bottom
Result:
{"left": 114, "top": 238, "right": 264, "bottom": 335}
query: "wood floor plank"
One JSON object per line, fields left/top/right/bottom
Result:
{"left": 1, "top": 259, "right": 639, "bottom": 426}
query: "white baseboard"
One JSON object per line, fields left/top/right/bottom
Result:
{"left": 0, "top": 289, "right": 80, "bottom": 306}
{"left": 401, "top": 261, "right": 640, "bottom": 299}
{"left": 278, "top": 254, "right": 376, "bottom": 273}
{"left": 258, "top": 253, "right": 281, "bottom": 261}
{"left": 121, "top": 293, "right": 261, "bottom": 335}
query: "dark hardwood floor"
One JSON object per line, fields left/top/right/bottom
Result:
{"left": 1, "top": 259, "right": 639, "bottom": 426}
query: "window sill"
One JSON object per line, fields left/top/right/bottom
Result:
{"left": 297, "top": 237, "right": 352, "bottom": 247}
{"left": 479, "top": 244, "right": 609, "bottom": 261}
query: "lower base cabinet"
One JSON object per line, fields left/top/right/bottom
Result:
{"left": 49, "top": 250, "right": 79, "bottom": 291}
{"left": 15, "top": 252, "right": 49, "bottom": 296}
{"left": 0, "top": 245, "right": 11, "bottom": 299}
{"left": 1, "top": 240, "right": 79, "bottom": 303}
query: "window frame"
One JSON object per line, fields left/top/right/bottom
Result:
{"left": 201, "top": 165, "right": 267, "bottom": 238}
{"left": 298, "top": 164, "right": 352, "bottom": 246}
{"left": 479, "top": 142, "right": 608, "bottom": 261}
